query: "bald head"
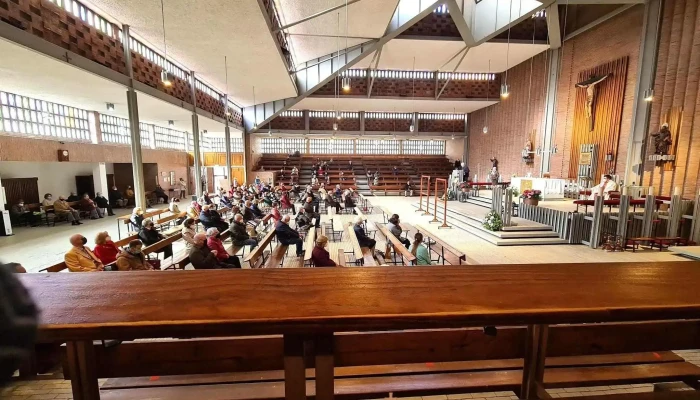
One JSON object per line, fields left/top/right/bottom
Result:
{"left": 234, "top": 213, "right": 244, "bottom": 223}
{"left": 69, "top": 234, "right": 86, "bottom": 247}
{"left": 193, "top": 233, "right": 207, "bottom": 247}
{"left": 282, "top": 215, "right": 291, "bottom": 224}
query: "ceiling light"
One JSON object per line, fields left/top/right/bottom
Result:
{"left": 106, "top": 103, "right": 115, "bottom": 111}
{"left": 333, "top": 122, "right": 338, "bottom": 131}
{"left": 268, "top": 129, "right": 272, "bottom": 136}
{"left": 409, "top": 123, "right": 415, "bottom": 132}
{"left": 644, "top": 88, "right": 654, "bottom": 102}
{"left": 168, "top": 120, "right": 174, "bottom": 127}
{"left": 483, "top": 126, "right": 488, "bottom": 134}
{"left": 451, "top": 134, "right": 455, "bottom": 140}
{"left": 500, "top": 83, "right": 510, "bottom": 99}
{"left": 336, "top": 111, "right": 341, "bottom": 120}
{"left": 342, "top": 77, "right": 351, "bottom": 91}
{"left": 161, "top": 70, "right": 172, "bottom": 87}
{"left": 253, "top": 123, "right": 258, "bottom": 130}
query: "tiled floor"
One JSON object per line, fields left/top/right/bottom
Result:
{"left": 3, "top": 349, "right": 700, "bottom": 399}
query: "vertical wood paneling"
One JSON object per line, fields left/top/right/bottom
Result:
{"left": 644, "top": 0, "right": 700, "bottom": 197}
{"left": 567, "top": 58, "right": 629, "bottom": 179}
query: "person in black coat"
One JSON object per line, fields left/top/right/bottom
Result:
{"left": 249, "top": 201, "right": 264, "bottom": 218}
{"left": 188, "top": 233, "right": 238, "bottom": 269}
{"left": 130, "top": 207, "right": 145, "bottom": 231}
{"left": 228, "top": 214, "right": 258, "bottom": 248}
{"left": 138, "top": 219, "right": 173, "bottom": 259}
{"left": 199, "top": 205, "right": 228, "bottom": 232}
{"left": 303, "top": 197, "right": 321, "bottom": 228}
{"left": 94, "top": 192, "right": 114, "bottom": 216}
{"left": 109, "top": 186, "right": 127, "bottom": 208}
{"left": 353, "top": 217, "right": 376, "bottom": 249}
{"left": 154, "top": 185, "right": 168, "bottom": 203}
{"left": 274, "top": 215, "right": 304, "bottom": 256}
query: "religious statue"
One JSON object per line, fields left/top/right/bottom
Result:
{"left": 651, "top": 123, "right": 673, "bottom": 155}
{"left": 576, "top": 74, "right": 610, "bottom": 131}
{"left": 489, "top": 157, "right": 498, "bottom": 170}
{"left": 522, "top": 139, "right": 533, "bottom": 160}
{"left": 488, "top": 167, "right": 500, "bottom": 187}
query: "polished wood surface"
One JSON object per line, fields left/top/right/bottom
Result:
{"left": 20, "top": 262, "right": 700, "bottom": 340}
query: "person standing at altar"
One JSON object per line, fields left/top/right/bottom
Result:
{"left": 588, "top": 174, "right": 618, "bottom": 200}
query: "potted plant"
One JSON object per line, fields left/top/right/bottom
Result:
{"left": 483, "top": 210, "right": 503, "bottom": 231}
{"left": 520, "top": 189, "right": 542, "bottom": 206}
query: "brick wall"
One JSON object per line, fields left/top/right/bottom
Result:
{"left": 0, "top": 0, "right": 237, "bottom": 125}
{"left": 550, "top": 6, "right": 643, "bottom": 179}
{"left": 365, "top": 118, "right": 412, "bottom": 132}
{"left": 468, "top": 52, "right": 548, "bottom": 180}
{"left": 419, "top": 119, "right": 465, "bottom": 132}
{"left": 642, "top": 0, "right": 700, "bottom": 197}
{"left": 399, "top": 12, "right": 461, "bottom": 38}
{"left": 309, "top": 117, "right": 360, "bottom": 131}
{"left": 313, "top": 75, "right": 501, "bottom": 99}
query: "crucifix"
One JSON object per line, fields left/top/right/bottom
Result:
{"left": 576, "top": 74, "right": 610, "bottom": 131}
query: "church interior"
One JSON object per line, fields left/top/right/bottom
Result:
{"left": 2, "top": 0, "right": 700, "bottom": 399}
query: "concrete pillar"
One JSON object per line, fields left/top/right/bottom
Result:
{"left": 540, "top": 48, "right": 560, "bottom": 176}
{"left": 190, "top": 71, "right": 203, "bottom": 197}
{"left": 625, "top": 0, "right": 663, "bottom": 186}
{"left": 224, "top": 96, "right": 233, "bottom": 182}
{"left": 242, "top": 132, "right": 251, "bottom": 184}
{"left": 126, "top": 89, "right": 146, "bottom": 209}
{"left": 92, "top": 162, "right": 109, "bottom": 199}
{"left": 464, "top": 114, "right": 470, "bottom": 166}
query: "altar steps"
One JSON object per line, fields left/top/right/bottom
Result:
{"left": 413, "top": 204, "right": 567, "bottom": 246}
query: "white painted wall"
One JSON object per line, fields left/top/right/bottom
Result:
{"left": 0, "top": 161, "right": 105, "bottom": 199}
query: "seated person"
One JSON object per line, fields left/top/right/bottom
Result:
{"left": 311, "top": 235, "right": 336, "bottom": 267}
{"left": 220, "top": 194, "right": 234, "bottom": 208}
{"left": 206, "top": 228, "right": 241, "bottom": 268}
{"left": 334, "top": 185, "right": 343, "bottom": 199}
{"left": 79, "top": 193, "right": 104, "bottom": 219}
{"left": 94, "top": 192, "right": 114, "bottom": 216}
{"left": 304, "top": 197, "right": 321, "bottom": 228}
{"left": 339, "top": 171, "right": 345, "bottom": 181}
{"left": 10, "top": 199, "right": 39, "bottom": 226}
{"left": 41, "top": 193, "right": 54, "bottom": 210}
{"left": 93, "top": 231, "right": 119, "bottom": 265}
{"left": 130, "top": 207, "right": 145, "bottom": 230}
{"left": 154, "top": 185, "right": 168, "bottom": 203}
{"left": 318, "top": 183, "right": 328, "bottom": 199}
{"left": 228, "top": 213, "right": 258, "bottom": 248}
{"left": 200, "top": 204, "right": 229, "bottom": 232}
{"left": 125, "top": 186, "right": 135, "bottom": 205}
{"left": 116, "top": 239, "right": 154, "bottom": 271}
{"left": 249, "top": 200, "right": 264, "bottom": 218}
{"left": 187, "top": 201, "right": 201, "bottom": 220}
{"left": 275, "top": 215, "right": 304, "bottom": 257}
{"left": 54, "top": 196, "right": 82, "bottom": 225}
{"left": 295, "top": 208, "right": 312, "bottom": 232}
{"left": 323, "top": 193, "right": 341, "bottom": 214}
{"left": 66, "top": 191, "right": 80, "bottom": 202}
{"left": 280, "top": 191, "right": 295, "bottom": 213}
{"left": 404, "top": 180, "right": 414, "bottom": 197}
{"left": 373, "top": 176, "right": 380, "bottom": 186}
{"left": 168, "top": 198, "right": 186, "bottom": 225}
{"left": 366, "top": 171, "right": 372, "bottom": 181}
{"left": 189, "top": 233, "right": 238, "bottom": 269}
{"left": 353, "top": 217, "right": 376, "bottom": 249}
{"left": 393, "top": 166, "right": 399, "bottom": 176}
{"left": 109, "top": 186, "right": 127, "bottom": 208}
{"left": 343, "top": 188, "right": 356, "bottom": 209}
{"left": 181, "top": 218, "right": 198, "bottom": 251}
{"left": 409, "top": 232, "right": 432, "bottom": 265}
{"left": 65, "top": 234, "right": 103, "bottom": 272}
{"left": 138, "top": 219, "right": 173, "bottom": 259}
{"left": 588, "top": 174, "right": 618, "bottom": 200}
{"left": 241, "top": 201, "right": 258, "bottom": 224}
{"left": 387, "top": 214, "right": 410, "bottom": 248}
{"left": 268, "top": 202, "right": 282, "bottom": 223}
{"left": 202, "top": 192, "right": 213, "bottom": 206}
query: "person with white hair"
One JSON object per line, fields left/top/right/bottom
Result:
{"left": 353, "top": 216, "right": 376, "bottom": 249}
{"left": 189, "top": 233, "right": 238, "bottom": 269}
{"left": 274, "top": 215, "right": 304, "bottom": 257}
{"left": 206, "top": 228, "right": 241, "bottom": 268}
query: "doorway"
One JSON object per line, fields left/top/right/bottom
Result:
{"left": 75, "top": 175, "right": 95, "bottom": 198}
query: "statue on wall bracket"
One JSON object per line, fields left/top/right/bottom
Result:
{"left": 576, "top": 74, "right": 610, "bottom": 132}
{"left": 651, "top": 123, "right": 672, "bottom": 155}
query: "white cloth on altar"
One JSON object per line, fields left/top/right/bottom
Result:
{"left": 588, "top": 180, "right": 618, "bottom": 200}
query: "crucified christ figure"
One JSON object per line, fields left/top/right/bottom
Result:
{"left": 576, "top": 74, "right": 610, "bottom": 132}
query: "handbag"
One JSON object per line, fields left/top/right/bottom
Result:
{"left": 146, "top": 254, "right": 162, "bottom": 270}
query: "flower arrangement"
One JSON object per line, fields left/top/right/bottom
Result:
{"left": 508, "top": 187, "right": 520, "bottom": 198}
{"left": 459, "top": 182, "right": 471, "bottom": 190}
{"left": 520, "top": 189, "right": 542, "bottom": 200}
{"left": 483, "top": 210, "right": 503, "bottom": 231}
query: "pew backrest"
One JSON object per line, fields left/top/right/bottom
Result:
{"left": 376, "top": 223, "right": 416, "bottom": 266}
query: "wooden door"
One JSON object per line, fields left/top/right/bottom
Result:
{"left": 75, "top": 176, "right": 95, "bottom": 198}
{"left": 231, "top": 167, "right": 245, "bottom": 185}
{"left": 2, "top": 177, "right": 39, "bottom": 206}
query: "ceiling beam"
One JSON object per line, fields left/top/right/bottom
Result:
{"left": 546, "top": 4, "right": 562, "bottom": 49}
{"left": 289, "top": 33, "right": 376, "bottom": 40}
{"left": 564, "top": 4, "right": 635, "bottom": 40}
{"left": 256, "top": 0, "right": 298, "bottom": 94}
{"left": 367, "top": 46, "right": 384, "bottom": 98}
{"left": 273, "top": 0, "right": 365, "bottom": 33}
{"left": 444, "top": 0, "right": 477, "bottom": 46}
{"left": 244, "top": 0, "right": 446, "bottom": 132}
{"left": 557, "top": 0, "right": 642, "bottom": 4}
{"left": 473, "top": 0, "right": 556, "bottom": 45}
{"left": 436, "top": 47, "right": 470, "bottom": 100}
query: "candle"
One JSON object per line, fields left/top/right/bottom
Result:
{"left": 648, "top": 187, "right": 655, "bottom": 196}
{"left": 674, "top": 187, "right": 681, "bottom": 196}
{"left": 622, "top": 186, "right": 628, "bottom": 196}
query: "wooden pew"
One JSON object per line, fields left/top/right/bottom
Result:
{"left": 39, "top": 234, "right": 140, "bottom": 272}
{"left": 344, "top": 222, "right": 377, "bottom": 266}
{"left": 22, "top": 260, "right": 700, "bottom": 400}
{"left": 242, "top": 228, "right": 276, "bottom": 268}
{"left": 337, "top": 248, "right": 347, "bottom": 266}
{"left": 116, "top": 208, "right": 167, "bottom": 238}
{"left": 414, "top": 224, "right": 467, "bottom": 265}
{"left": 303, "top": 227, "right": 317, "bottom": 267}
{"left": 156, "top": 211, "right": 186, "bottom": 235}
{"left": 376, "top": 223, "right": 417, "bottom": 266}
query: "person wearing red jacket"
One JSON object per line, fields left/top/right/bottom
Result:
{"left": 205, "top": 228, "right": 241, "bottom": 268}
{"left": 93, "top": 231, "right": 120, "bottom": 265}
{"left": 311, "top": 235, "right": 336, "bottom": 267}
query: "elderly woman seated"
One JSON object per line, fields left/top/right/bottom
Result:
{"left": 206, "top": 228, "right": 241, "bottom": 268}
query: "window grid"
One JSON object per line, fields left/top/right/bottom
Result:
{"left": 365, "top": 112, "right": 412, "bottom": 119}
{"left": 128, "top": 37, "right": 188, "bottom": 80}
{"left": 281, "top": 110, "right": 303, "bottom": 117}
{"left": 261, "top": 138, "right": 306, "bottom": 154}
{"left": 309, "top": 111, "right": 359, "bottom": 119}
{"left": 154, "top": 126, "right": 186, "bottom": 150}
{"left": 356, "top": 139, "right": 400, "bottom": 155}
{"left": 0, "top": 91, "right": 91, "bottom": 141}
{"left": 339, "top": 70, "right": 367, "bottom": 78}
{"left": 309, "top": 139, "right": 354, "bottom": 154}
{"left": 195, "top": 80, "right": 223, "bottom": 101}
{"left": 46, "top": 0, "right": 116, "bottom": 38}
{"left": 419, "top": 113, "right": 465, "bottom": 120}
{"left": 99, "top": 115, "right": 148, "bottom": 145}
{"left": 402, "top": 140, "right": 445, "bottom": 155}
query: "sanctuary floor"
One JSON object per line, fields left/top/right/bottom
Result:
{"left": 0, "top": 196, "right": 686, "bottom": 272}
